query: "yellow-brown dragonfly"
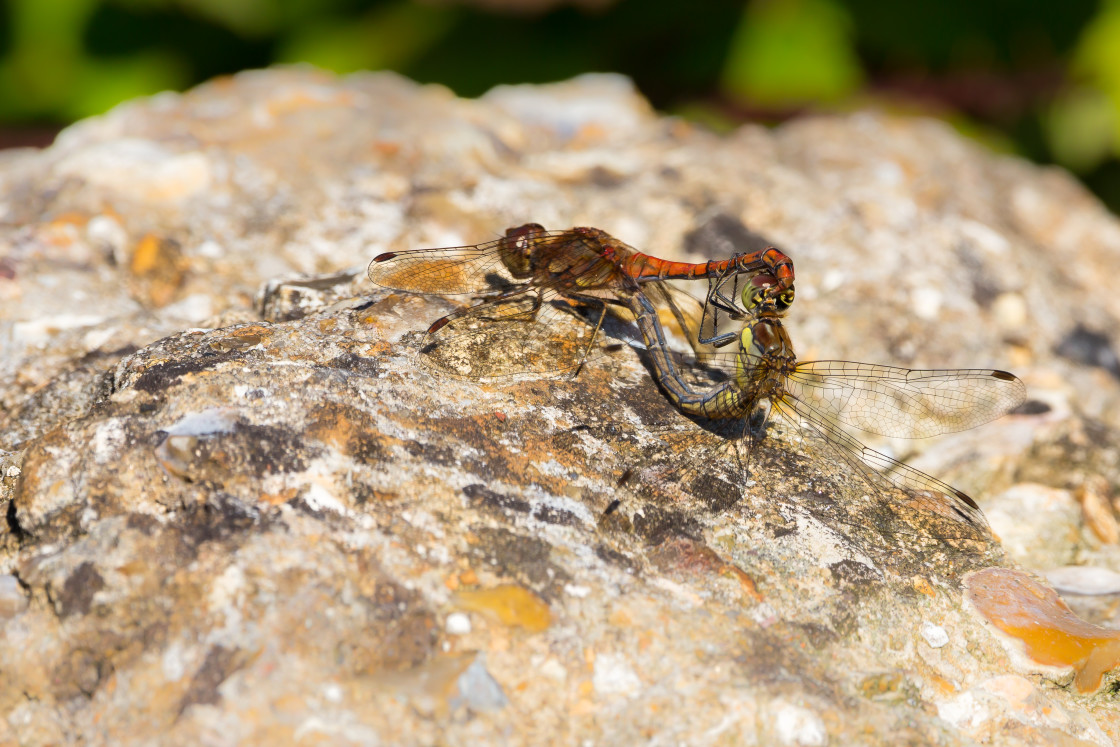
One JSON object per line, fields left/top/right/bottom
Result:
{"left": 624, "top": 270, "right": 1027, "bottom": 543}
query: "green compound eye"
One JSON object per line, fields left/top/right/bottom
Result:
{"left": 741, "top": 284, "right": 764, "bottom": 311}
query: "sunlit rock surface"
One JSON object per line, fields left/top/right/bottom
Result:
{"left": 2, "top": 67, "right": 1120, "bottom": 743}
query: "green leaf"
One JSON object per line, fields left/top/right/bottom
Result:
{"left": 721, "top": 0, "right": 864, "bottom": 107}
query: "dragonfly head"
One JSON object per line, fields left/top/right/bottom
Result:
{"left": 501, "top": 223, "right": 548, "bottom": 277}
{"left": 742, "top": 274, "right": 795, "bottom": 318}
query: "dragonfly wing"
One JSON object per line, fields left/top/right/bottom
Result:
{"left": 772, "top": 394, "right": 991, "bottom": 541}
{"left": 368, "top": 229, "right": 620, "bottom": 296}
{"left": 367, "top": 237, "right": 524, "bottom": 294}
{"left": 418, "top": 287, "right": 619, "bottom": 379}
{"left": 785, "top": 362, "right": 1026, "bottom": 439}
{"left": 645, "top": 283, "right": 712, "bottom": 356}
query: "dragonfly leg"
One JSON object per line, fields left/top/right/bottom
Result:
{"left": 748, "top": 400, "right": 772, "bottom": 438}
{"left": 560, "top": 290, "right": 634, "bottom": 377}
{"left": 484, "top": 287, "right": 543, "bottom": 323}
{"left": 426, "top": 285, "right": 538, "bottom": 333}
{"left": 699, "top": 269, "right": 746, "bottom": 346}
{"left": 644, "top": 283, "right": 706, "bottom": 357}
{"left": 572, "top": 298, "right": 608, "bottom": 378}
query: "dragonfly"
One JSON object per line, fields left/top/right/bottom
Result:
{"left": 367, "top": 223, "right": 795, "bottom": 379}
{"left": 623, "top": 268, "right": 1027, "bottom": 543}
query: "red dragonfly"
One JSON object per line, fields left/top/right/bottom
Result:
{"left": 368, "top": 223, "right": 795, "bottom": 378}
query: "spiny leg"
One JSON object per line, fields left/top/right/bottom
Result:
{"left": 426, "top": 284, "right": 540, "bottom": 334}
{"left": 558, "top": 290, "right": 638, "bottom": 378}
{"left": 573, "top": 297, "right": 608, "bottom": 378}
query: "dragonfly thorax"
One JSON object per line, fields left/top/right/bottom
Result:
{"left": 735, "top": 318, "right": 797, "bottom": 402}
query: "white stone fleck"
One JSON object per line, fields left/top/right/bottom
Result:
{"left": 0, "top": 575, "right": 28, "bottom": 618}
{"left": 911, "top": 286, "right": 943, "bottom": 320}
{"left": 161, "top": 640, "right": 188, "bottom": 682}
{"left": 958, "top": 218, "right": 1010, "bottom": 255}
{"left": 536, "top": 656, "right": 568, "bottom": 682}
{"left": 86, "top": 214, "right": 128, "bottom": 257}
{"left": 165, "top": 408, "right": 239, "bottom": 437}
{"left": 445, "top": 612, "right": 471, "bottom": 635}
{"left": 12, "top": 314, "right": 106, "bottom": 342}
{"left": 163, "top": 293, "right": 214, "bottom": 323}
{"left": 592, "top": 653, "right": 641, "bottom": 697}
{"left": 303, "top": 483, "right": 347, "bottom": 515}
{"left": 937, "top": 691, "right": 990, "bottom": 729}
{"left": 774, "top": 702, "right": 826, "bottom": 746}
{"left": 563, "top": 583, "right": 590, "bottom": 598}
{"left": 992, "top": 292, "right": 1027, "bottom": 328}
{"left": 921, "top": 621, "right": 950, "bottom": 648}
{"left": 1047, "top": 565, "right": 1120, "bottom": 596}
{"left": 195, "top": 240, "right": 225, "bottom": 258}
{"left": 92, "top": 419, "right": 126, "bottom": 464}
{"left": 820, "top": 268, "right": 847, "bottom": 293}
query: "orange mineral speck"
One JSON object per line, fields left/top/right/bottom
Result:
{"left": 911, "top": 577, "right": 936, "bottom": 597}
{"left": 454, "top": 584, "right": 551, "bottom": 632}
{"left": 966, "top": 567, "right": 1120, "bottom": 693}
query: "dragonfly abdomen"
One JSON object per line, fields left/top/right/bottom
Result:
{"left": 622, "top": 246, "right": 794, "bottom": 294}
{"left": 629, "top": 290, "right": 753, "bottom": 420}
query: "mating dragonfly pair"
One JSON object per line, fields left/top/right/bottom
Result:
{"left": 368, "top": 224, "right": 1026, "bottom": 543}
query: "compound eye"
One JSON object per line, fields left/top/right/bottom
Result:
{"left": 741, "top": 284, "right": 764, "bottom": 311}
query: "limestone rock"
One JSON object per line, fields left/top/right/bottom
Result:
{"left": 2, "top": 67, "right": 1119, "bottom": 744}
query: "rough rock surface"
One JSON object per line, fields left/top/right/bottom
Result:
{"left": 2, "top": 67, "right": 1120, "bottom": 743}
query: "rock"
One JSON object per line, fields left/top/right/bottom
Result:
{"left": 2, "top": 67, "right": 1120, "bottom": 743}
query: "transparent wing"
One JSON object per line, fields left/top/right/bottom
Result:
{"left": 772, "top": 394, "right": 991, "bottom": 538}
{"left": 625, "top": 350, "right": 1005, "bottom": 543}
{"left": 679, "top": 354, "right": 1026, "bottom": 439}
{"left": 367, "top": 230, "right": 576, "bottom": 295}
{"left": 640, "top": 283, "right": 710, "bottom": 358}
{"left": 618, "top": 400, "right": 991, "bottom": 545}
{"left": 417, "top": 286, "right": 622, "bottom": 379}
{"left": 785, "top": 362, "right": 1026, "bottom": 439}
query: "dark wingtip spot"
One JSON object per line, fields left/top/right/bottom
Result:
{"left": 427, "top": 316, "right": 450, "bottom": 334}
{"left": 991, "top": 370, "right": 1018, "bottom": 382}
{"left": 955, "top": 489, "right": 980, "bottom": 511}
{"left": 372, "top": 252, "right": 396, "bottom": 262}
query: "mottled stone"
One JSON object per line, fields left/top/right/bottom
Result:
{"left": 1, "top": 67, "right": 1120, "bottom": 744}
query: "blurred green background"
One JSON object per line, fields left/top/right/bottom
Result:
{"left": 4, "top": 0, "right": 1120, "bottom": 212}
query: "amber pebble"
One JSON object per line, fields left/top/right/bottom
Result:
{"left": 966, "top": 567, "right": 1120, "bottom": 693}
{"left": 454, "top": 585, "right": 551, "bottom": 632}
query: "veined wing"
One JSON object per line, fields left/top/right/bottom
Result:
{"left": 640, "top": 282, "right": 710, "bottom": 358}
{"left": 785, "top": 362, "right": 1026, "bottom": 439}
{"left": 683, "top": 354, "right": 1026, "bottom": 439}
{"left": 631, "top": 394, "right": 992, "bottom": 544}
{"left": 771, "top": 393, "right": 991, "bottom": 539}
{"left": 417, "top": 286, "right": 623, "bottom": 379}
{"left": 367, "top": 230, "right": 579, "bottom": 295}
